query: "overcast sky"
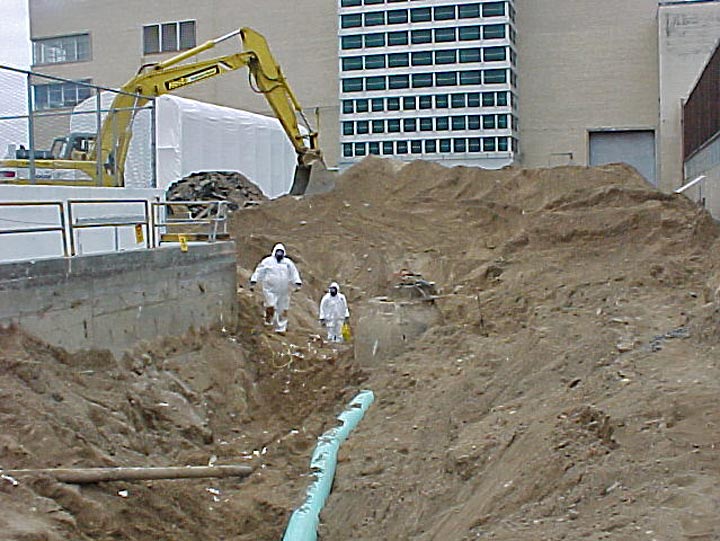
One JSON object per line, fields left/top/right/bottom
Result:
{"left": 1, "top": 0, "right": 30, "bottom": 67}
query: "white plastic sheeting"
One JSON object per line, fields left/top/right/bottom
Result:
{"left": 154, "top": 96, "right": 300, "bottom": 198}
{"left": 72, "top": 94, "right": 300, "bottom": 198}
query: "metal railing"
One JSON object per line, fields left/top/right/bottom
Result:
{"left": 152, "top": 200, "right": 230, "bottom": 243}
{"left": 0, "top": 201, "right": 69, "bottom": 256}
{"left": 674, "top": 174, "right": 708, "bottom": 206}
{"left": 67, "top": 199, "right": 152, "bottom": 256}
{"left": 0, "top": 198, "right": 231, "bottom": 261}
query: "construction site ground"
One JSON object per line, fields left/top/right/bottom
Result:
{"left": 1, "top": 158, "right": 719, "bottom": 540}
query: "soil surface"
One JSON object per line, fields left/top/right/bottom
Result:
{"left": 2, "top": 157, "right": 720, "bottom": 540}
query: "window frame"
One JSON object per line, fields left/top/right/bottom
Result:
{"left": 33, "top": 33, "right": 91, "bottom": 65}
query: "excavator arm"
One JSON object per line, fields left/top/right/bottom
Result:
{"left": 4, "top": 27, "right": 322, "bottom": 192}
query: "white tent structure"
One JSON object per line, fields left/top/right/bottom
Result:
{"left": 72, "top": 94, "right": 300, "bottom": 198}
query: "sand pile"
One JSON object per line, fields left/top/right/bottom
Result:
{"left": 2, "top": 156, "right": 720, "bottom": 540}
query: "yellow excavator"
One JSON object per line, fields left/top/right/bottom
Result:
{"left": 1, "top": 27, "right": 323, "bottom": 195}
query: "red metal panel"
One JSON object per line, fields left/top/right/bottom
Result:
{"left": 684, "top": 41, "right": 720, "bottom": 160}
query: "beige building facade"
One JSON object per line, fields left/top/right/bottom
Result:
{"left": 26, "top": 0, "right": 720, "bottom": 193}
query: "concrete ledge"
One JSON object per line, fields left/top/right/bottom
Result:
{"left": 0, "top": 242, "right": 237, "bottom": 355}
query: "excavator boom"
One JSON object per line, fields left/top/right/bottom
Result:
{"left": 3, "top": 27, "right": 322, "bottom": 193}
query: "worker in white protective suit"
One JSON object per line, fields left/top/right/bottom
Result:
{"left": 249, "top": 243, "right": 302, "bottom": 333}
{"left": 319, "top": 282, "right": 350, "bottom": 342}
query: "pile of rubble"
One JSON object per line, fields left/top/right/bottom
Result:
{"left": 166, "top": 171, "right": 267, "bottom": 212}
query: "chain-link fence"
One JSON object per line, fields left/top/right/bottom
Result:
{"left": 0, "top": 65, "right": 157, "bottom": 188}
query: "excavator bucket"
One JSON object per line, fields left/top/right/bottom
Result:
{"left": 289, "top": 161, "right": 337, "bottom": 196}
{"left": 289, "top": 164, "right": 311, "bottom": 195}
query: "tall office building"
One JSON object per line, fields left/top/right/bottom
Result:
{"left": 338, "top": 0, "right": 518, "bottom": 169}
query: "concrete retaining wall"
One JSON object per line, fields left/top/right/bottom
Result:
{"left": 0, "top": 242, "right": 237, "bottom": 356}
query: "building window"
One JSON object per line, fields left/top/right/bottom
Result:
{"left": 482, "top": 2, "right": 505, "bottom": 17}
{"left": 355, "top": 142, "right": 367, "bottom": 156}
{"left": 411, "top": 140, "right": 423, "bottom": 154}
{"left": 342, "top": 100, "right": 354, "bottom": 114}
{"left": 366, "top": 76, "right": 387, "bottom": 90}
{"left": 434, "top": 28, "right": 457, "bottom": 43}
{"left": 403, "top": 96, "right": 417, "bottom": 109}
{"left": 484, "top": 69, "right": 507, "bottom": 84}
{"left": 434, "top": 6, "right": 456, "bottom": 20}
{"left": 364, "top": 33, "right": 386, "bottom": 47}
{"left": 497, "top": 114, "right": 508, "bottom": 129}
{"left": 387, "top": 97, "right": 401, "bottom": 110}
{"left": 382, "top": 141, "right": 395, "bottom": 155}
{"left": 343, "top": 121, "right": 355, "bottom": 135}
{"left": 484, "top": 24, "right": 506, "bottom": 39}
{"left": 411, "top": 30, "right": 433, "bottom": 44}
{"left": 436, "top": 71, "right": 458, "bottom": 86}
{"left": 483, "top": 137, "right": 497, "bottom": 152}
{"left": 467, "top": 92, "right": 480, "bottom": 107}
{"left": 371, "top": 98, "right": 385, "bottom": 111}
{"left": 365, "top": 54, "right": 386, "bottom": 69}
{"left": 425, "top": 139, "right": 437, "bottom": 153}
{"left": 420, "top": 117, "right": 434, "bottom": 131}
{"left": 440, "top": 138, "right": 452, "bottom": 152}
{"left": 469, "top": 137, "right": 481, "bottom": 152}
{"left": 365, "top": 0, "right": 385, "bottom": 4}
{"left": 143, "top": 21, "right": 196, "bottom": 54}
{"left": 388, "top": 119, "right": 401, "bottom": 132}
{"left": 404, "top": 118, "right": 417, "bottom": 132}
{"left": 341, "top": 14, "right": 363, "bottom": 28}
{"left": 33, "top": 79, "right": 92, "bottom": 110}
{"left": 468, "top": 115, "right": 481, "bottom": 129}
{"left": 451, "top": 116, "right": 467, "bottom": 130}
{"left": 459, "top": 48, "right": 481, "bottom": 63}
{"left": 410, "top": 7, "right": 432, "bottom": 22}
{"left": 419, "top": 95, "right": 433, "bottom": 109}
{"left": 342, "top": 78, "right": 364, "bottom": 92}
{"left": 33, "top": 33, "right": 91, "bottom": 65}
{"left": 484, "top": 46, "right": 506, "bottom": 62}
{"left": 356, "top": 99, "right": 369, "bottom": 112}
{"left": 397, "top": 141, "right": 409, "bottom": 154}
{"left": 435, "top": 94, "right": 449, "bottom": 108}
{"left": 341, "top": 0, "right": 362, "bottom": 5}
{"left": 365, "top": 12, "right": 386, "bottom": 26}
{"left": 451, "top": 94, "right": 466, "bottom": 108}
{"left": 389, "top": 74, "right": 410, "bottom": 89}
{"left": 343, "top": 143, "right": 353, "bottom": 157}
{"left": 342, "top": 57, "right": 364, "bottom": 71}
{"left": 453, "top": 138, "right": 467, "bottom": 152}
{"left": 372, "top": 120, "right": 385, "bottom": 133}
{"left": 483, "top": 115, "right": 496, "bottom": 129}
{"left": 435, "top": 50, "right": 457, "bottom": 64}
{"left": 498, "top": 137, "right": 509, "bottom": 151}
{"left": 482, "top": 92, "right": 495, "bottom": 106}
{"left": 341, "top": 35, "right": 363, "bottom": 49}
{"left": 458, "top": 26, "right": 481, "bottom": 41}
{"left": 459, "top": 70, "right": 482, "bottom": 85}
{"left": 412, "top": 73, "right": 433, "bottom": 87}
{"left": 436, "top": 116, "right": 450, "bottom": 130}
{"left": 388, "top": 31, "right": 409, "bottom": 46}
{"left": 458, "top": 3, "right": 480, "bottom": 19}
{"left": 388, "top": 9, "right": 409, "bottom": 24}
{"left": 357, "top": 120, "right": 370, "bottom": 134}
{"left": 369, "top": 142, "right": 381, "bottom": 155}
{"left": 411, "top": 51, "right": 433, "bottom": 66}
{"left": 388, "top": 52, "right": 410, "bottom": 67}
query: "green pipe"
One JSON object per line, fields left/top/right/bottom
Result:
{"left": 282, "top": 389, "right": 375, "bottom": 541}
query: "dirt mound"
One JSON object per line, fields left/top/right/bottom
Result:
{"left": 3, "top": 156, "right": 720, "bottom": 540}
{"left": 0, "top": 316, "right": 363, "bottom": 540}
{"left": 229, "top": 157, "right": 720, "bottom": 540}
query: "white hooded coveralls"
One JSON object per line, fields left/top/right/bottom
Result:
{"left": 250, "top": 243, "right": 302, "bottom": 332}
{"left": 319, "top": 282, "right": 350, "bottom": 342}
